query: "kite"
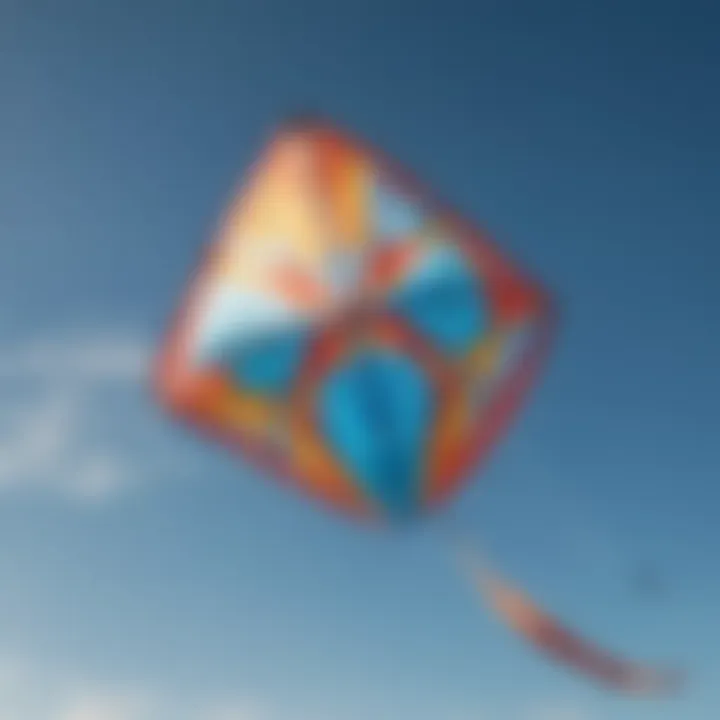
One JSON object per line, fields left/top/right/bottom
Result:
{"left": 153, "top": 117, "right": 683, "bottom": 695}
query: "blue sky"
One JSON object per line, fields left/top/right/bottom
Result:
{"left": 1, "top": 0, "right": 718, "bottom": 717}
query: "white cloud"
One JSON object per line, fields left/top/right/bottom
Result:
{"left": 58, "top": 689, "right": 156, "bottom": 720}
{"left": 0, "top": 653, "right": 269, "bottom": 720}
{"left": 0, "top": 331, "right": 151, "bottom": 385}
{"left": 0, "top": 329, "right": 176, "bottom": 503}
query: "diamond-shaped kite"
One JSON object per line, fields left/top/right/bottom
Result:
{"left": 152, "top": 119, "right": 684, "bottom": 696}
{"left": 153, "top": 118, "right": 554, "bottom": 522}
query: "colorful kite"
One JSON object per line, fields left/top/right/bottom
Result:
{"left": 153, "top": 118, "right": 682, "bottom": 695}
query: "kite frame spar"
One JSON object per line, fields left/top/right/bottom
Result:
{"left": 152, "top": 115, "right": 559, "bottom": 523}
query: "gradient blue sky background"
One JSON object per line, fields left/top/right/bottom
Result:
{"left": 1, "top": 0, "right": 718, "bottom": 718}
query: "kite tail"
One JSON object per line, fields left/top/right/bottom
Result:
{"left": 452, "top": 540, "right": 685, "bottom": 696}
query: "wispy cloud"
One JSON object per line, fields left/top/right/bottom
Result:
{"left": 0, "top": 652, "right": 270, "bottom": 720}
{"left": 58, "top": 689, "right": 156, "bottom": 720}
{"left": 0, "top": 329, "right": 181, "bottom": 503}
{"left": 0, "top": 331, "right": 151, "bottom": 385}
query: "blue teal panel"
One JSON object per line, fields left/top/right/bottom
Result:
{"left": 217, "top": 329, "right": 308, "bottom": 396}
{"left": 373, "top": 181, "right": 425, "bottom": 240}
{"left": 391, "top": 250, "right": 487, "bottom": 357}
{"left": 319, "top": 349, "right": 433, "bottom": 519}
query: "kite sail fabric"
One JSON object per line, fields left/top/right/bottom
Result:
{"left": 153, "top": 118, "right": 684, "bottom": 694}
{"left": 464, "top": 553, "right": 684, "bottom": 695}
{"left": 153, "top": 118, "right": 555, "bottom": 521}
